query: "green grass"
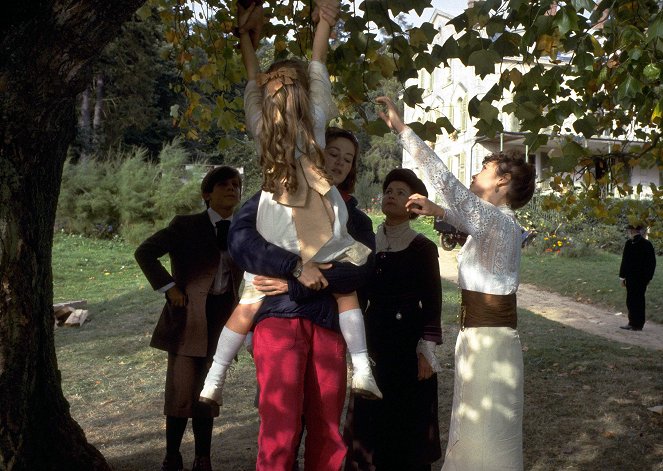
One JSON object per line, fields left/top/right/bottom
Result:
{"left": 521, "top": 248, "right": 663, "bottom": 324}
{"left": 52, "top": 233, "right": 663, "bottom": 470}
{"left": 52, "top": 232, "right": 148, "bottom": 303}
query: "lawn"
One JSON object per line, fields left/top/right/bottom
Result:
{"left": 52, "top": 232, "right": 663, "bottom": 470}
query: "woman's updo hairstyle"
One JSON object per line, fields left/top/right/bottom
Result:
{"left": 483, "top": 151, "right": 536, "bottom": 210}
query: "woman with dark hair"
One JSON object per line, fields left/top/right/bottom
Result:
{"left": 323, "top": 127, "right": 374, "bottom": 258}
{"left": 344, "top": 168, "right": 443, "bottom": 471}
{"left": 376, "top": 96, "right": 536, "bottom": 471}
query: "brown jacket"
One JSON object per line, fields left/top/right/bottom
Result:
{"left": 135, "top": 211, "right": 242, "bottom": 357}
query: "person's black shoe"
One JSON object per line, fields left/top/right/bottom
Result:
{"left": 160, "top": 452, "right": 183, "bottom": 471}
{"left": 620, "top": 325, "right": 642, "bottom": 331}
{"left": 192, "top": 455, "right": 213, "bottom": 471}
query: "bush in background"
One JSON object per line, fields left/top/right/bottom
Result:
{"left": 57, "top": 140, "right": 204, "bottom": 244}
{"left": 519, "top": 192, "right": 662, "bottom": 257}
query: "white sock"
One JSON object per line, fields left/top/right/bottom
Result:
{"left": 205, "top": 327, "right": 246, "bottom": 386}
{"left": 339, "top": 308, "right": 371, "bottom": 374}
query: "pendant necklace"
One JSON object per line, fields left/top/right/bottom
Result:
{"left": 383, "top": 225, "right": 393, "bottom": 252}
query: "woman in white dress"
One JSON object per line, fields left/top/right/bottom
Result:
{"left": 376, "top": 96, "right": 536, "bottom": 471}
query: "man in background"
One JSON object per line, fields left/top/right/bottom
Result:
{"left": 619, "top": 224, "right": 656, "bottom": 331}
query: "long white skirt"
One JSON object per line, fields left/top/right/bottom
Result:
{"left": 442, "top": 327, "right": 523, "bottom": 471}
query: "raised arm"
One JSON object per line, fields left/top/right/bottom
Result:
{"left": 376, "top": 96, "right": 509, "bottom": 239}
{"left": 238, "top": 4, "right": 263, "bottom": 80}
{"left": 311, "top": 0, "right": 339, "bottom": 63}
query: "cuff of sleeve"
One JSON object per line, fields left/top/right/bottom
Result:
{"left": 399, "top": 126, "right": 414, "bottom": 139}
{"left": 158, "top": 282, "right": 176, "bottom": 293}
{"left": 416, "top": 338, "right": 442, "bottom": 373}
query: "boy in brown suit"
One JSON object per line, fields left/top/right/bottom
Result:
{"left": 135, "top": 166, "right": 243, "bottom": 471}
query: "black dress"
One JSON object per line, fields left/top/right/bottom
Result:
{"left": 344, "top": 234, "right": 443, "bottom": 471}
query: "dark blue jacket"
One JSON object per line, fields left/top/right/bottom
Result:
{"left": 228, "top": 191, "right": 375, "bottom": 331}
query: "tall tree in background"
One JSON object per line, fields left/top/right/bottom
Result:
{"left": 71, "top": 11, "right": 182, "bottom": 160}
{"left": 0, "top": 1, "right": 144, "bottom": 469}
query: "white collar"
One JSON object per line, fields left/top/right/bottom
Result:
{"left": 376, "top": 220, "right": 418, "bottom": 253}
{"left": 207, "top": 207, "right": 233, "bottom": 226}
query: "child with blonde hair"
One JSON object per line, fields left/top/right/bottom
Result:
{"left": 200, "top": 0, "right": 382, "bottom": 406}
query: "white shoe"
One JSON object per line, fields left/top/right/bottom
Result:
{"left": 352, "top": 371, "right": 383, "bottom": 400}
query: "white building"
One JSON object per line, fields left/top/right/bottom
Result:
{"left": 403, "top": 9, "right": 660, "bottom": 203}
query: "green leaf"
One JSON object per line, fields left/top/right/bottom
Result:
{"left": 652, "top": 100, "right": 663, "bottom": 125}
{"left": 522, "top": 133, "right": 548, "bottom": 152}
{"left": 554, "top": 8, "right": 579, "bottom": 36}
{"left": 439, "top": 36, "right": 461, "bottom": 64}
{"left": 478, "top": 101, "right": 499, "bottom": 123}
{"left": 486, "top": 18, "right": 506, "bottom": 37}
{"left": 475, "top": 117, "right": 503, "bottom": 138}
{"left": 643, "top": 63, "right": 661, "bottom": 82}
{"left": 561, "top": 140, "right": 586, "bottom": 158}
{"left": 365, "top": 119, "right": 391, "bottom": 136}
{"left": 436, "top": 116, "right": 456, "bottom": 134}
{"left": 617, "top": 75, "right": 643, "bottom": 100}
{"left": 646, "top": 13, "right": 663, "bottom": 44}
{"left": 571, "top": 0, "right": 596, "bottom": 12}
{"left": 550, "top": 146, "right": 581, "bottom": 173}
{"left": 492, "top": 31, "right": 521, "bottom": 57}
{"left": 409, "top": 121, "right": 444, "bottom": 142}
{"left": 136, "top": 4, "right": 153, "bottom": 21}
{"left": 573, "top": 117, "right": 596, "bottom": 139}
{"left": 468, "top": 49, "right": 501, "bottom": 78}
{"left": 402, "top": 85, "right": 424, "bottom": 108}
{"left": 468, "top": 96, "right": 481, "bottom": 118}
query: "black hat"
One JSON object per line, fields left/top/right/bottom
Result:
{"left": 383, "top": 168, "right": 428, "bottom": 197}
{"left": 626, "top": 224, "right": 644, "bottom": 230}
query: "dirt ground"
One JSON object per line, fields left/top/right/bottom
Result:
{"left": 437, "top": 248, "right": 663, "bottom": 351}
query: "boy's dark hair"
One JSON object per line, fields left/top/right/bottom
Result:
{"left": 483, "top": 151, "right": 536, "bottom": 210}
{"left": 201, "top": 166, "right": 242, "bottom": 206}
{"left": 325, "top": 127, "right": 360, "bottom": 194}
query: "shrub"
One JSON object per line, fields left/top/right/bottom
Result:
{"left": 57, "top": 139, "right": 205, "bottom": 244}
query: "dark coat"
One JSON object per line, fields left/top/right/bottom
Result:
{"left": 619, "top": 235, "right": 656, "bottom": 284}
{"left": 135, "top": 211, "right": 242, "bottom": 357}
{"left": 227, "top": 191, "right": 374, "bottom": 331}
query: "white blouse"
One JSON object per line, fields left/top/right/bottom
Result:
{"left": 399, "top": 127, "right": 522, "bottom": 295}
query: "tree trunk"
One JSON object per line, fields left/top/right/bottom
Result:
{"left": 0, "top": 1, "right": 144, "bottom": 469}
{"left": 92, "top": 74, "right": 105, "bottom": 154}
{"left": 79, "top": 85, "right": 93, "bottom": 161}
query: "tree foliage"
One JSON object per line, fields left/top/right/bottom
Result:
{"left": 150, "top": 0, "right": 662, "bottom": 226}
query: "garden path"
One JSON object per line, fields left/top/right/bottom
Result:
{"left": 437, "top": 248, "right": 663, "bottom": 351}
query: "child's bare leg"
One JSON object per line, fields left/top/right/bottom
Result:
{"left": 200, "top": 302, "right": 261, "bottom": 406}
{"left": 335, "top": 292, "right": 382, "bottom": 400}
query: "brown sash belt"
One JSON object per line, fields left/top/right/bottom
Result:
{"left": 460, "top": 289, "right": 517, "bottom": 330}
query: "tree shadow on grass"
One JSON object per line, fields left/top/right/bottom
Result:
{"left": 518, "top": 309, "right": 663, "bottom": 470}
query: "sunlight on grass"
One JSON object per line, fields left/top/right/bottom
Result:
{"left": 52, "top": 235, "right": 663, "bottom": 470}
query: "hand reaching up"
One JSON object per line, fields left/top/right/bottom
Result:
{"left": 313, "top": 0, "right": 340, "bottom": 37}
{"left": 375, "top": 96, "right": 406, "bottom": 134}
{"left": 238, "top": 2, "right": 264, "bottom": 50}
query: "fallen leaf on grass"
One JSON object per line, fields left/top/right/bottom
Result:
{"left": 647, "top": 405, "right": 663, "bottom": 414}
